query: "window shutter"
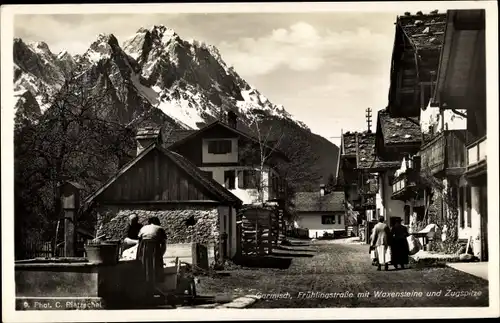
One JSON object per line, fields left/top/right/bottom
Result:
{"left": 208, "top": 141, "right": 216, "bottom": 154}
{"left": 237, "top": 170, "right": 244, "bottom": 189}
{"left": 225, "top": 140, "right": 232, "bottom": 153}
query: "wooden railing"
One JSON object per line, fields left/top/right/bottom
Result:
{"left": 420, "top": 130, "right": 467, "bottom": 175}
{"left": 467, "top": 135, "right": 487, "bottom": 166}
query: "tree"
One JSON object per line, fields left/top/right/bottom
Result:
{"left": 14, "top": 66, "right": 136, "bottom": 258}
{"left": 239, "top": 112, "right": 322, "bottom": 209}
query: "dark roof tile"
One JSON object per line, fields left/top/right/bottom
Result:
{"left": 398, "top": 12, "right": 447, "bottom": 50}
{"left": 294, "top": 191, "right": 344, "bottom": 212}
{"left": 355, "top": 131, "right": 400, "bottom": 170}
{"left": 378, "top": 110, "right": 422, "bottom": 145}
{"left": 163, "top": 130, "right": 197, "bottom": 146}
{"left": 342, "top": 132, "right": 358, "bottom": 156}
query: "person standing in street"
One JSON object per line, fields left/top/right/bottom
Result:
{"left": 371, "top": 216, "right": 391, "bottom": 271}
{"left": 390, "top": 218, "right": 410, "bottom": 269}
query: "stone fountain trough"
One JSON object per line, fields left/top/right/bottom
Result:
{"left": 15, "top": 257, "right": 150, "bottom": 310}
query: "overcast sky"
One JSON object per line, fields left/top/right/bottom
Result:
{"left": 13, "top": 10, "right": 436, "bottom": 146}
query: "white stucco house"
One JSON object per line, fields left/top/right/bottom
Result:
{"left": 165, "top": 112, "right": 289, "bottom": 206}
{"left": 294, "top": 188, "right": 346, "bottom": 239}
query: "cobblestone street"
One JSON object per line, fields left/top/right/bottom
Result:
{"left": 198, "top": 241, "right": 489, "bottom": 308}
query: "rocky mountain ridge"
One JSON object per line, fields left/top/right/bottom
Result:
{"left": 13, "top": 24, "right": 339, "bottom": 187}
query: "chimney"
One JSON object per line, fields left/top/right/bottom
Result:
{"left": 320, "top": 184, "right": 326, "bottom": 197}
{"left": 135, "top": 126, "right": 162, "bottom": 156}
{"left": 227, "top": 111, "right": 238, "bottom": 129}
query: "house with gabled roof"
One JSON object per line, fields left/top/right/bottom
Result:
{"left": 83, "top": 126, "right": 243, "bottom": 261}
{"left": 427, "top": 9, "right": 487, "bottom": 260}
{"left": 371, "top": 10, "right": 447, "bottom": 231}
{"left": 339, "top": 128, "right": 402, "bottom": 239}
{"left": 165, "top": 112, "right": 290, "bottom": 206}
{"left": 387, "top": 10, "right": 447, "bottom": 118}
{"left": 293, "top": 188, "right": 345, "bottom": 239}
{"left": 374, "top": 107, "right": 425, "bottom": 229}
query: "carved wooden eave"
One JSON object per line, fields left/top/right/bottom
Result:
{"left": 433, "top": 9, "right": 486, "bottom": 109}
{"left": 388, "top": 12, "right": 447, "bottom": 117}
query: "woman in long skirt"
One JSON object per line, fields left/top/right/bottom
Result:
{"left": 136, "top": 217, "right": 167, "bottom": 294}
{"left": 390, "top": 218, "right": 410, "bottom": 269}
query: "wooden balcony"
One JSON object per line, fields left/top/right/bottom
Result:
{"left": 391, "top": 172, "right": 421, "bottom": 201}
{"left": 419, "top": 130, "right": 467, "bottom": 177}
{"left": 465, "top": 136, "right": 487, "bottom": 181}
{"left": 359, "top": 182, "right": 378, "bottom": 196}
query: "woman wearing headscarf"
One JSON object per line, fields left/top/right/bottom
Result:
{"left": 122, "top": 214, "right": 143, "bottom": 251}
{"left": 136, "top": 216, "right": 167, "bottom": 293}
{"left": 390, "top": 217, "right": 410, "bottom": 269}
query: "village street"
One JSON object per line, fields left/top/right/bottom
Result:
{"left": 197, "top": 240, "right": 489, "bottom": 308}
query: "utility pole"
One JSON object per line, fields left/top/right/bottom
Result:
{"left": 365, "top": 107, "right": 372, "bottom": 133}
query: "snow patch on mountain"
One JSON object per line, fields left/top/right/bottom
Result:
{"left": 14, "top": 71, "right": 53, "bottom": 113}
{"left": 14, "top": 24, "right": 309, "bottom": 130}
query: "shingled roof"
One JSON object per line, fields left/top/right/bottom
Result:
{"left": 294, "top": 191, "right": 344, "bottom": 213}
{"left": 163, "top": 130, "right": 197, "bottom": 146}
{"left": 355, "top": 131, "right": 400, "bottom": 170}
{"left": 378, "top": 109, "right": 422, "bottom": 146}
{"left": 398, "top": 11, "right": 447, "bottom": 50}
{"left": 342, "top": 131, "right": 358, "bottom": 156}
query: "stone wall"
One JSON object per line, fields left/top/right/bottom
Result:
{"left": 95, "top": 204, "right": 220, "bottom": 244}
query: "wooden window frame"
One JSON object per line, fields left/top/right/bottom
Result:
{"left": 208, "top": 140, "right": 232, "bottom": 154}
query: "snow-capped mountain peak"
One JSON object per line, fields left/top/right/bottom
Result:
{"left": 12, "top": 26, "right": 339, "bottom": 188}
{"left": 13, "top": 25, "right": 310, "bottom": 130}
{"left": 150, "top": 24, "right": 177, "bottom": 42}
{"left": 28, "top": 41, "right": 53, "bottom": 56}
{"left": 57, "top": 50, "right": 70, "bottom": 59}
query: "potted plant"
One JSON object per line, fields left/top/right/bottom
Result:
{"left": 84, "top": 235, "right": 121, "bottom": 265}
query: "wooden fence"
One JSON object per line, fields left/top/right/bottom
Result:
{"left": 237, "top": 206, "right": 281, "bottom": 257}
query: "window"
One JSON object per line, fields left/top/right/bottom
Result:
{"left": 224, "top": 170, "right": 235, "bottom": 189}
{"left": 202, "top": 171, "right": 213, "bottom": 179}
{"left": 321, "top": 215, "right": 336, "bottom": 225}
{"left": 338, "top": 214, "right": 342, "bottom": 224}
{"left": 404, "top": 205, "right": 411, "bottom": 225}
{"left": 238, "top": 170, "right": 261, "bottom": 189}
{"left": 208, "top": 140, "right": 232, "bottom": 154}
{"left": 414, "top": 206, "right": 425, "bottom": 222}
